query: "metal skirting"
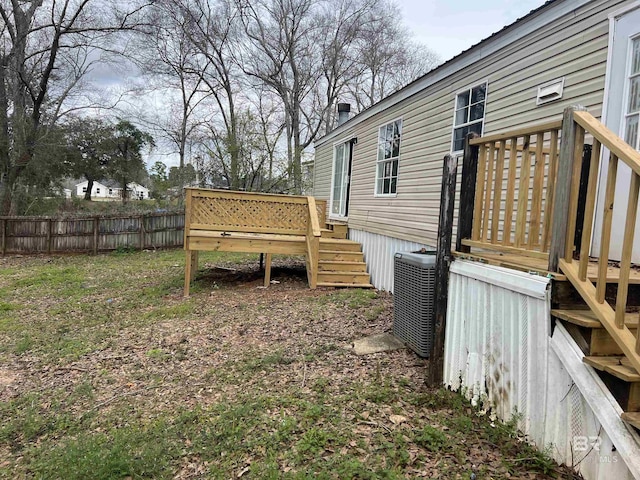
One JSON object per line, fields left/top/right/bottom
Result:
{"left": 444, "top": 259, "right": 640, "bottom": 480}
{"left": 347, "top": 229, "right": 432, "bottom": 292}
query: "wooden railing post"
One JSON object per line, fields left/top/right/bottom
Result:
{"left": 456, "top": 132, "right": 480, "bottom": 253}
{"left": 548, "top": 105, "right": 587, "bottom": 272}
{"left": 427, "top": 154, "right": 458, "bottom": 387}
{"left": 305, "top": 196, "right": 321, "bottom": 289}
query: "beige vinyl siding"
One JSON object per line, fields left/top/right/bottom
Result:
{"left": 314, "top": 0, "right": 629, "bottom": 246}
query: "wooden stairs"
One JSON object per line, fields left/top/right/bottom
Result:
{"left": 317, "top": 222, "right": 373, "bottom": 288}
{"left": 552, "top": 277, "right": 640, "bottom": 430}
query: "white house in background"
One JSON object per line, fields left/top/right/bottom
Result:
{"left": 74, "top": 180, "right": 150, "bottom": 200}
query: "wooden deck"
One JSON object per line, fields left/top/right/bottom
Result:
{"left": 182, "top": 189, "right": 373, "bottom": 295}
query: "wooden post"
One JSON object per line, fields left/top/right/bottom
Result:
{"left": 573, "top": 144, "right": 592, "bottom": 256}
{"left": 1, "top": 219, "right": 6, "bottom": 256}
{"left": 427, "top": 154, "right": 458, "bottom": 387}
{"left": 184, "top": 250, "right": 193, "bottom": 297}
{"left": 264, "top": 253, "right": 272, "bottom": 287}
{"left": 93, "top": 216, "right": 99, "bottom": 255}
{"left": 548, "top": 106, "right": 587, "bottom": 272}
{"left": 456, "top": 133, "right": 480, "bottom": 252}
{"left": 139, "top": 215, "right": 145, "bottom": 250}
{"left": 47, "top": 218, "right": 53, "bottom": 254}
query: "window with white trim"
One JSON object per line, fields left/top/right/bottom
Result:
{"left": 624, "top": 38, "right": 640, "bottom": 150}
{"left": 376, "top": 119, "right": 402, "bottom": 195}
{"left": 452, "top": 83, "right": 487, "bottom": 152}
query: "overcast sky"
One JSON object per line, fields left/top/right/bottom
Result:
{"left": 401, "top": 0, "right": 547, "bottom": 61}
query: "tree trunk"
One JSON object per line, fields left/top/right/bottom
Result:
{"left": 84, "top": 178, "right": 94, "bottom": 201}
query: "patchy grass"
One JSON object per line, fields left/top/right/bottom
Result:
{"left": 0, "top": 250, "right": 578, "bottom": 479}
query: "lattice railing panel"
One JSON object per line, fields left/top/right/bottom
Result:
{"left": 191, "top": 195, "right": 309, "bottom": 234}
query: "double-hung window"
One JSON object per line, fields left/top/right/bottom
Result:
{"left": 625, "top": 37, "right": 640, "bottom": 149}
{"left": 376, "top": 119, "right": 402, "bottom": 195}
{"left": 452, "top": 83, "right": 487, "bottom": 152}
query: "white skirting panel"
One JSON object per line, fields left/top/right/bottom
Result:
{"left": 444, "top": 260, "right": 640, "bottom": 480}
{"left": 348, "top": 229, "right": 433, "bottom": 292}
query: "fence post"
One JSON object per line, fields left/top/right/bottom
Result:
{"left": 1, "top": 219, "right": 6, "bottom": 255}
{"left": 140, "top": 215, "right": 146, "bottom": 250}
{"left": 427, "top": 154, "right": 458, "bottom": 387}
{"left": 549, "top": 106, "right": 587, "bottom": 272}
{"left": 47, "top": 218, "right": 53, "bottom": 254}
{"left": 93, "top": 216, "right": 99, "bottom": 255}
{"left": 456, "top": 132, "right": 480, "bottom": 253}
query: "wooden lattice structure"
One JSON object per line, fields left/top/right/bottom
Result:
{"left": 183, "top": 188, "right": 321, "bottom": 296}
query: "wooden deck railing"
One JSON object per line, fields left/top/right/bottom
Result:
{"left": 553, "top": 108, "right": 640, "bottom": 372}
{"left": 457, "top": 106, "right": 640, "bottom": 374}
{"left": 461, "top": 121, "right": 562, "bottom": 259}
{"left": 184, "top": 188, "right": 323, "bottom": 292}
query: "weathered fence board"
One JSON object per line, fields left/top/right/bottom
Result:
{"left": 0, "top": 213, "right": 185, "bottom": 254}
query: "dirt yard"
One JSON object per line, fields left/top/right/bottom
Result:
{"left": 0, "top": 250, "right": 579, "bottom": 479}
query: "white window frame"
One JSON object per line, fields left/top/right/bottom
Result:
{"left": 374, "top": 117, "right": 402, "bottom": 197}
{"left": 623, "top": 33, "right": 640, "bottom": 150}
{"left": 451, "top": 81, "right": 488, "bottom": 154}
{"left": 329, "top": 137, "right": 352, "bottom": 220}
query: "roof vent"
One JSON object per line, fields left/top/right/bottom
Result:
{"left": 537, "top": 78, "right": 565, "bottom": 105}
{"left": 337, "top": 103, "right": 351, "bottom": 126}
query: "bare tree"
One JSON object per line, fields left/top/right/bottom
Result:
{"left": 236, "top": 0, "right": 324, "bottom": 194}
{"left": 0, "top": 0, "right": 150, "bottom": 214}
{"left": 134, "top": 2, "right": 211, "bottom": 169}
{"left": 346, "top": 1, "right": 440, "bottom": 112}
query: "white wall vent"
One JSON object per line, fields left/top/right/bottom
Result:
{"left": 536, "top": 77, "right": 565, "bottom": 105}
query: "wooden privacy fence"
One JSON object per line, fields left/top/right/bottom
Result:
{"left": 0, "top": 212, "right": 185, "bottom": 255}
{"left": 461, "top": 120, "right": 562, "bottom": 259}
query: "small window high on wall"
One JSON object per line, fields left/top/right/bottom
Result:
{"left": 452, "top": 82, "right": 487, "bottom": 152}
{"left": 375, "top": 119, "right": 402, "bottom": 196}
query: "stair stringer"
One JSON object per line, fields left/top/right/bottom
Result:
{"left": 551, "top": 322, "right": 640, "bottom": 479}
{"left": 560, "top": 260, "right": 640, "bottom": 374}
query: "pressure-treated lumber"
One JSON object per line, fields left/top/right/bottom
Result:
{"left": 460, "top": 239, "right": 548, "bottom": 259}
{"left": 616, "top": 175, "right": 640, "bottom": 327}
{"left": 469, "top": 119, "right": 562, "bottom": 145}
{"left": 560, "top": 259, "right": 640, "bottom": 375}
{"left": 584, "top": 356, "right": 640, "bottom": 382}
{"left": 548, "top": 106, "right": 587, "bottom": 272}
{"left": 597, "top": 156, "right": 618, "bottom": 303}
{"left": 578, "top": 140, "right": 601, "bottom": 280}
{"left": 472, "top": 144, "right": 487, "bottom": 242}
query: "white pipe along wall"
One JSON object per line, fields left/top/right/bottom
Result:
{"left": 444, "top": 260, "right": 640, "bottom": 480}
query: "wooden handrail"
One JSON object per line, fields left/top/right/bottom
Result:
{"left": 557, "top": 107, "right": 640, "bottom": 372}
{"left": 307, "top": 196, "right": 321, "bottom": 237}
{"left": 573, "top": 111, "right": 640, "bottom": 176}
{"left": 469, "top": 120, "right": 562, "bottom": 145}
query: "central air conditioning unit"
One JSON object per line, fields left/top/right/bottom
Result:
{"left": 393, "top": 251, "right": 437, "bottom": 357}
